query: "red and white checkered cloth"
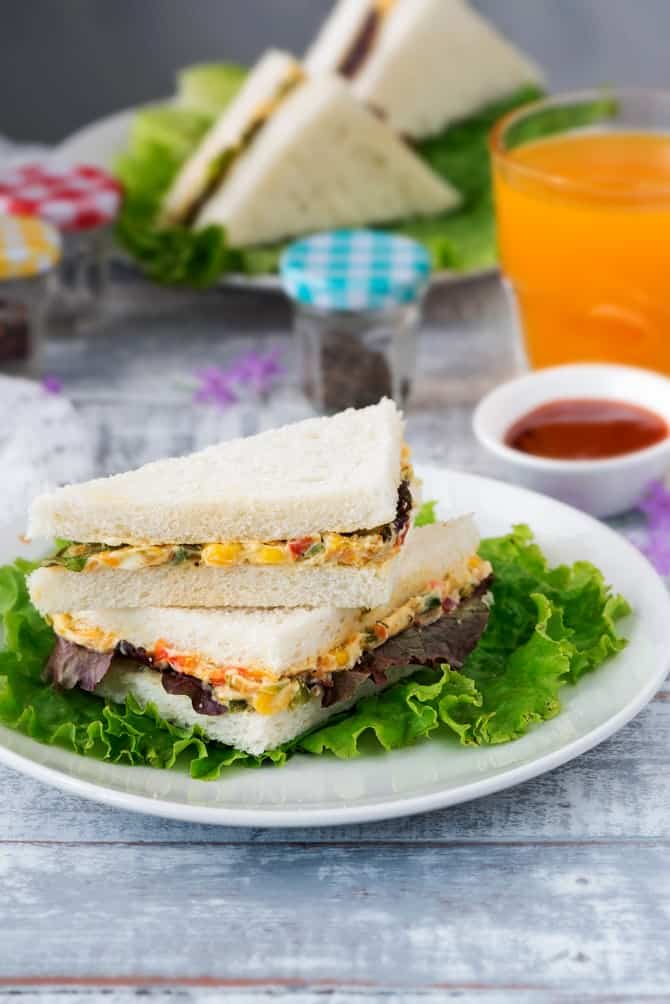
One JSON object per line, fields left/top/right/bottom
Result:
{"left": 0, "top": 163, "right": 122, "bottom": 232}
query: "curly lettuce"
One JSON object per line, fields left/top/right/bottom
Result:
{"left": 414, "top": 500, "right": 438, "bottom": 527}
{"left": 177, "top": 63, "right": 247, "bottom": 117}
{"left": 303, "top": 526, "right": 630, "bottom": 754}
{"left": 0, "top": 526, "right": 629, "bottom": 778}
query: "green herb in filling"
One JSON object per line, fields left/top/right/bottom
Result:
{"left": 290, "top": 682, "right": 313, "bottom": 709}
{"left": 44, "top": 541, "right": 121, "bottom": 573}
{"left": 303, "top": 542, "right": 326, "bottom": 560}
{"left": 171, "top": 545, "right": 202, "bottom": 565}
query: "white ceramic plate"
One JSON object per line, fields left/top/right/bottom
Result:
{"left": 1, "top": 465, "right": 668, "bottom": 827}
{"left": 55, "top": 105, "right": 497, "bottom": 291}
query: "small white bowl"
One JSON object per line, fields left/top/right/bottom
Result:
{"left": 473, "top": 364, "right": 670, "bottom": 518}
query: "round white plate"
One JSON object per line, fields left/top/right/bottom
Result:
{"left": 1, "top": 465, "right": 668, "bottom": 827}
{"left": 55, "top": 105, "right": 497, "bottom": 291}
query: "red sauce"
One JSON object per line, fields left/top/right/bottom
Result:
{"left": 505, "top": 398, "right": 668, "bottom": 460}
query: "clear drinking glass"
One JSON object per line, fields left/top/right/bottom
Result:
{"left": 490, "top": 89, "right": 670, "bottom": 374}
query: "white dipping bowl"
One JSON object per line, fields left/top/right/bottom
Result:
{"left": 473, "top": 364, "right": 670, "bottom": 518}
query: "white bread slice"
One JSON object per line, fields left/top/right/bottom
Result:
{"left": 35, "top": 519, "right": 477, "bottom": 646}
{"left": 96, "top": 660, "right": 419, "bottom": 755}
{"left": 305, "top": 0, "right": 543, "bottom": 139}
{"left": 68, "top": 605, "right": 360, "bottom": 673}
{"left": 28, "top": 557, "right": 399, "bottom": 614}
{"left": 27, "top": 400, "right": 404, "bottom": 546}
{"left": 305, "top": 0, "right": 373, "bottom": 77}
{"left": 195, "top": 73, "right": 459, "bottom": 246}
{"left": 161, "top": 50, "right": 301, "bottom": 225}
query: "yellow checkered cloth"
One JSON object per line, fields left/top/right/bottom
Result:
{"left": 0, "top": 214, "right": 61, "bottom": 280}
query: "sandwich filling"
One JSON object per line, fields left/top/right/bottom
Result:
{"left": 42, "top": 464, "right": 415, "bottom": 575}
{"left": 166, "top": 64, "right": 305, "bottom": 226}
{"left": 338, "top": 0, "right": 397, "bottom": 79}
{"left": 46, "top": 553, "right": 492, "bottom": 717}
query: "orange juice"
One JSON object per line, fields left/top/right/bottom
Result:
{"left": 492, "top": 130, "right": 670, "bottom": 372}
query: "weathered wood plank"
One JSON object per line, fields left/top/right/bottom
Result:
{"left": 0, "top": 843, "right": 668, "bottom": 991}
{"left": 0, "top": 697, "right": 666, "bottom": 843}
{"left": 0, "top": 989, "right": 667, "bottom": 1004}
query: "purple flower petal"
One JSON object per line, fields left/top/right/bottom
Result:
{"left": 192, "top": 366, "right": 238, "bottom": 410}
{"left": 192, "top": 348, "right": 285, "bottom": 409}
{"left": 41, "top": 374, "right": 62, "bottom": 395}
{"left": 641, "top": 531, "right": 670, "bottom": 576}
{"left": 631, "top": 478, "right": 670, "bottom": 576}
{"left": 230, "top": 347, "right": 284, "bottom": 391}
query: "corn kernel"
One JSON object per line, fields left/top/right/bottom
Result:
{"left": 333, "top": 647, "right": 350, "bottom": 667}
{"left": 257, "top": 545, "right": 287, "bottom": 564}
{"left": 203, "top": 542, "right": 244, "bottom": 565}
{"left": 253, "top": 692, "right": 277, "bottom": 715}
{"left": 254, "top": 685, "right": 294, "bottom": 715}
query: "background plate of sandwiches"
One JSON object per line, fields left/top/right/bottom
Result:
{"left": 1, "top": 399, "right": 669, "bottom": 826}
{"left": 57, "top": 0, "right": 545, "bottom": 287}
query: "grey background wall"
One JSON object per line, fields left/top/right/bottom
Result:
{"left": 3, "top": 0, "right": 669, "bottom": 143}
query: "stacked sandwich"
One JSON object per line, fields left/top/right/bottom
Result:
{"left": 27, "top": 400, "right": 492, "bottom": 755}
{"left": 160, "top": 0, "right": 542, "bottom": 248}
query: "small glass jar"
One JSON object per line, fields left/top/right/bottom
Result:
{"left": 49, "top": 224, "right": 115, "bottom": 330}
{"left": 0, "top": 215, "right": 61, "bottom": 377}
{"left": 295, "top": 301, "right": 419, "bottom": 412}
{"left": 0, "top": 163, "right": 122, "bottom": 334}
{"left": 281, "top": 230, "right": 431, "bottom": 413}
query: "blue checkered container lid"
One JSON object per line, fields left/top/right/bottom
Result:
{"left": 280, "top": 230, "right": 432, "bottom": 311}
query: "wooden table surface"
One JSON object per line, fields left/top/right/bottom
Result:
{"left": 2, "top": 276, "right": 668, "bottom": 1004}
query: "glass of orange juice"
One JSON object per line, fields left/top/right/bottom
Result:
{"left": 490, "top": 89, "right": 670, "bottom": 374}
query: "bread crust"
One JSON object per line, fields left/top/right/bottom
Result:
{"left": 28, "top": 559, "right": 399, "bottom": 613}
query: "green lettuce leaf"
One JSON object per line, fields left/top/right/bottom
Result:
{"left": 455, "top": 526, "right": 631, "bottom": 743}
{"left": 177, "top": 62, "right": 247, "bottom": 117}
{"left": 300, "top": 526, "right": 630, "bottom": 754}
{"left": 393, "top": 197, "right": 497, "bottom": 272}
{"left": 300, "top": 668, "right": 449, "bottom": 757}
{"left": 414, "top": 500, "right": 438, "bottom": 527}
{"left": 0, "top": 525, "right": 630, "bottom": 776}
{"left": 127, "top": 104, "right": 214, "bottom": 162}
{"left": 503, "top": 93, "right": 618, "bottom": 151}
